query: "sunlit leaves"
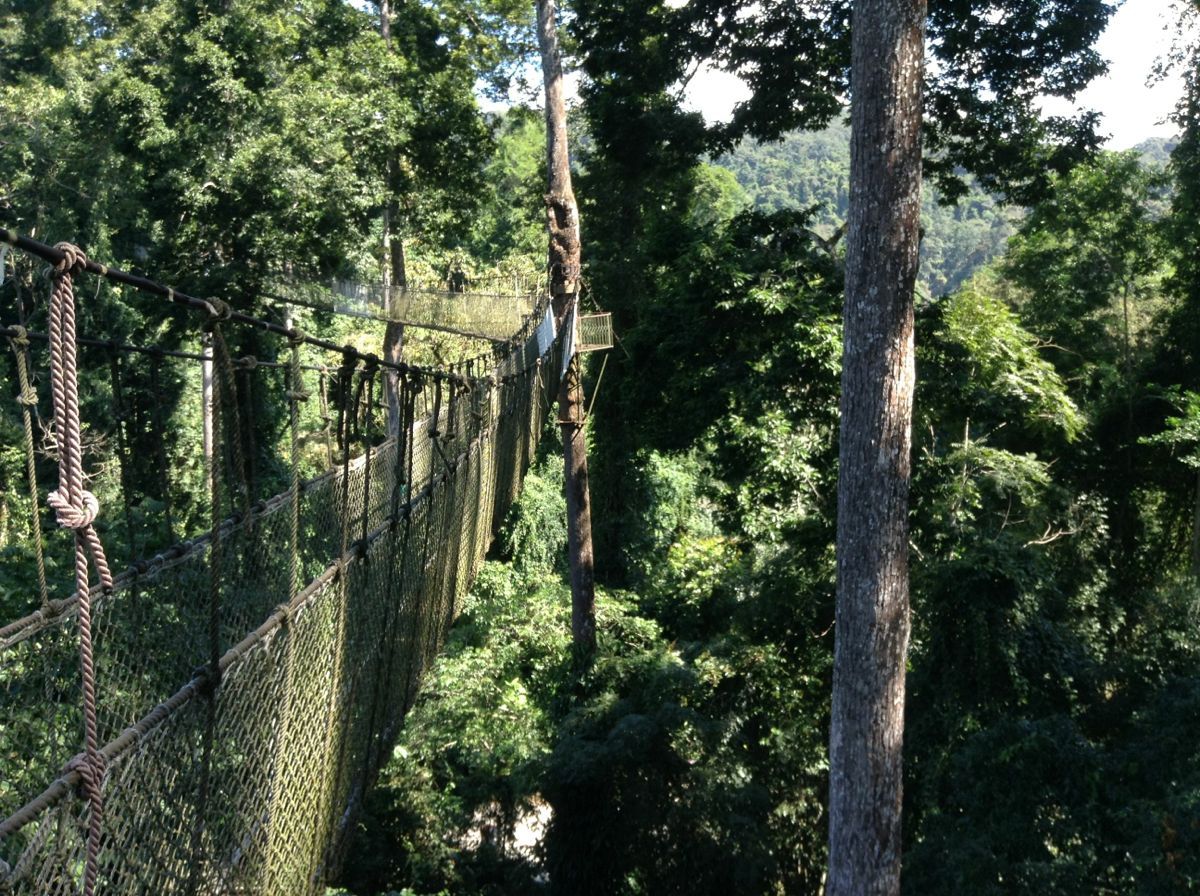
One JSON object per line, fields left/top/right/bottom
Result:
{"left": 939, "top": 281, "right": 1085, "bottom": 439}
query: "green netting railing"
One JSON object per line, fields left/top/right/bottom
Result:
{"left": 0, "top": 290, "right": 563, "bottom": 894}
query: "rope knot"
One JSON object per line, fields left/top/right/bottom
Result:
{"left": 64, "top": 750, "right": 107, "bottom": 788}
{"left": 288, "top": 328, "right": 306, "bottom": 346}
{"left": 47, "top": 488, "right": 100, "bottom": 530}
{"left": 16, "top": 386, "right": 37, "bottom": 407}
{"left": 8, "top": 324, "right": 29, "bottom": 348}
{"left": 287, "top": 389, "right": 310, "bottom": 403}
{"left": 205, "top": 297, "right": 233, "bottom": 320}
{"left": 237, "top": 355, "right": 258, "bottom": 371}
{"left": 53, "top": 242, "right": 87, "bottom": 277}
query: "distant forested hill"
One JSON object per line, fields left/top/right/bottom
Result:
{"left": 717, "top": 122, "right": 1019, "bottom": 296}
{"left": 1133, "top": 136, "right": 1177, "bottom": 166}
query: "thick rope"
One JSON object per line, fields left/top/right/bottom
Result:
{"left": 6, "top": 327, "right": 50, "bottom": 610}
{"left": 47, "top": 242, "right": 111, "bottom": 896}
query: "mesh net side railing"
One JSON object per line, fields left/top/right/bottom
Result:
{"left": 0, "top": 306, "right": 564, "bottom": 894}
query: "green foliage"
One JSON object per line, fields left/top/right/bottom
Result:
{"left": 1004, "top": 151, "right": 1170, "bottom": 372}
{"left": 717, "top": 122, "right": 1019, "bottom": 295}
{"left": 465, "top": 109, "right": 548, "bottom": 262}
{"left": 936, "top": 279, "right": 1085, "bottom": 440}
{"left": 1142, "top": 388, "right": 1200, "bottom": 467}
{"left": 495, "top": 443, "right": 567, "bottom": 581}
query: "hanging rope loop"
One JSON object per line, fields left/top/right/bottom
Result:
{"left": 46, "top": 239, "right": 110, "bottom": 896}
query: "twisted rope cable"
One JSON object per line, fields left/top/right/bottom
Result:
{"left": 46, "top": 242, "right": 111, "bottom": 896}
{"left": 6, "top": 326, "right": 50, "bottom": 610}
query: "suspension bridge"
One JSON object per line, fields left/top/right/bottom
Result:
{"left": 0, "top": 229, "right": 572, "bottom": 895}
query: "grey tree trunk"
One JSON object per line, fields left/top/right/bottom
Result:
{"left": 827, "top": 2, "right": 925, "bottom": 895}
{"left": 537, "top": 0, "right": 595, "bottom": 654}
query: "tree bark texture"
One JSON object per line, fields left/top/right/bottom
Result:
{"left": 828, "top": 3, "right": 925, "bottom": 896}
{"left": 537, "top": 0, "right": 581, "bottom": 299}
{"left": 560, "top": 350, "right": 596, "bottom": 651}
{"left": 537, "top": 0, "right": 595, "bottom": 654}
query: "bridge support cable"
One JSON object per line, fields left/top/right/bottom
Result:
{"left": 0, "top": 234, "right": 563, "bottom": 894}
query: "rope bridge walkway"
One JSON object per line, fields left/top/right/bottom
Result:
{"left": 0, "top": 230, "right": 568, "bottom": 895}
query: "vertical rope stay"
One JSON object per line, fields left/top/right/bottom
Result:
{"left": 45, "top": 242, "right": 113, "bottom": 896}
{"left": 318, "top": 367, "right": 335, "bottom": 468}
{"left": 335, "top": 350, "right": 356, "bottom": 460}
{"left": 7, "top": 326, "right": 50, "bottom": 610}
{"left": 188, "top": 318, "right": 226, "bottom": 896}
{"left": 358, "top": 359, "right": 379, "bottom": 552}
{"left": 335, "top": 357, "right": 354, "bottom": 554}
{"left": 148, "top": 350, "right": 176, "bottom": 544}
{"left": 212, "top": 332, "right": 248, "bottom": 518}
{"left": 399, "top": 373, "right": 428, "bottom": 714}
{"left": 389, "top": 372, "right": 411, "bottom": 526}
{"left": 107, "top": 349, "right": 139, "bottom": 562}
{"left": 287, "top": 334, "right": 309, "bottom": 599}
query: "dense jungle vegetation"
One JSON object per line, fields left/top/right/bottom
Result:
{"left": 3, "top": 0, "right": 1200, "bottom": 893}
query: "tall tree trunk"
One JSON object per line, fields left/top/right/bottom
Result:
{"left": 537, "top": 0, "right": 595, "bottom": 654}
{"left": 827, "top": 3, "right": 925, "bottom": 895}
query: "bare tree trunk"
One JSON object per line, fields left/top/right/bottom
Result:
{"left": 827, "top": 2, "right": 925, "bottom": 895}
{"left": 537, "top": 0, "right": 595, "bottom": 654}
{"left": 537, "top": 0, "right": 580, "bottom": 295}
